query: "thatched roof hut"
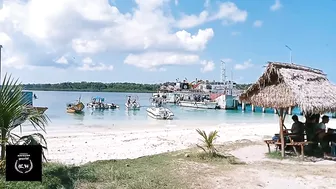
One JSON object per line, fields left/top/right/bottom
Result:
{"left": 240, "top": 62, "right": 336, "bottom": 115}
{"left": 240, "top": 61, "right": 336, "bottom": 158}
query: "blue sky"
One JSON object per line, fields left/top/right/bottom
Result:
{"left": 0, "top": 0, "right": 335, "bottom": 84}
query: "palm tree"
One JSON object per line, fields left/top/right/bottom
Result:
{"left": 0, "top": 74, "right": 49, "bottom": 162}
{"left": 196, "top": 129, "right": 219, "bottom": 156}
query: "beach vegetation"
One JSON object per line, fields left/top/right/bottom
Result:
{"left": 0, "top": 149, "right": 242, "bottom": 189}
{"left": 0, "top": 74, "right": 49, "bottom": 172}
{"left": 196, "top": 129, "right": 219, "bottom": 156}
{"left": 22, "top": 82, "right": 252, "bottom": 93}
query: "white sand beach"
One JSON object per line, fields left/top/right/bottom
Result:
{"left": 17, "top": 118, "right": 336, "bottom": 165}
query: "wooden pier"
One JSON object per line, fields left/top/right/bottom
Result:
{"left": 240, "top": 102, "right": 293, "bottom": 115}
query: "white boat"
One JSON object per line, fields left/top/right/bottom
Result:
{"left": 179, "top": 100, "right": 219, "bottom": 109}
{"left": 146, "top": 107, "right": 174, "bottom": 120}
{"left": 125, "top": 102, "right": 140, "bottom": 110}
{"left": 87, "top": 97, "right": 119, "bottom": 109}
{"left": 150, "top": 97, "right": 166, "bottom": 107}
{"left": 125, "top": 95, "right": 140, "bottom": 110}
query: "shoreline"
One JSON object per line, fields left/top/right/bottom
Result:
{"left": 16, "top": 119, "right": 336, "bottom": 165}
{"left": 19, "top": 122, "right": 279, "bottom": 165}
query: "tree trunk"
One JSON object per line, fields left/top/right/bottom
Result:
{"left": 278, "top": 108, "right": 285, "bottom": 158}
{"left": 1, "top": 128, "right": 6, "bottom": 160}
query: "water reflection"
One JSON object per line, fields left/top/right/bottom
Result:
{"left": 67, "top": 112, "right": 85, "bottom": 122}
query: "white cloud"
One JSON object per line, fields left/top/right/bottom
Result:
{"left": 234, "top": 59, "right": 253, "bottom": 70}
{"left": 78, "top": 57, "right": 113, "bottom": 71}
{"left": 0, "top": 0, "right": 215, "bottom": 71}
{"left": 204, "top": 0, "right": 210, "bottom": 8}
{"left": 174, "top": 0, "right": 178, "bottom": 5}
{"left": 270, "top": 0, "right": 282, "bottom": 11}
{"left": 200, "top": 60, "right": 215, "bottom": 73}
{"left": 176, "top": 2, "right": 247, "bottom": 29}
{"left": 124, "top": 52, "right": 200, "bottom": 70}
{"left": 231, "top": 31, "right": 240, "bottom": 36}
{"left": 253, "top": 20, "right": 263, "bottom": 27}
{"left": 55, "top": 56, "right": 68, "bottom": 64}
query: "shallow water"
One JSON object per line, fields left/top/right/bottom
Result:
{"left": 28, "top": 91, "right": 310, "bottom": 127}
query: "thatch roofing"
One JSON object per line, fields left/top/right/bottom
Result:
{"left": 239, "top": 62, "right": 336, "bottom": 114}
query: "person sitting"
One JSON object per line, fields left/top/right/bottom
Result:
{"left": 290, "top": 115, "right": 305, "bottom": 142}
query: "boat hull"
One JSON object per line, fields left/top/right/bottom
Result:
{"left": 146, "top": 107, "right": 174, "bottom": 120}
{"left": 125, "top": 103, "right": 140, "bottom": 110}
{"left": 179, "top": 101, "right": 218, "bottom": 109}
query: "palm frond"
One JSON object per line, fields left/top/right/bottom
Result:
{"left": 195, "top": 129, "right": 220, "bottom": 155}
{"left": 15, "top": 133, "right": 48, "bottom": 162}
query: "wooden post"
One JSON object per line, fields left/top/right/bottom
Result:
{"left": 251, "top": 104, "right": 255, "bottom": 112}
{"left": 242, "top": 102, "right": 245, "bottom": 111}
{"left": 262, "top": 107, "right": 266, "bottom": 113}
{"left": 288, "top": 107, "right": 292, "bottom": 115}
{"left": 278, "top": 108, "right": 285, "bottom": 158}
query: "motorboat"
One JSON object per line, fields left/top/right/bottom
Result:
{"left": 87, "top": 97, "right": 119, "bottom": 110}
{"left": 150, "top": 97, "right": 166, "bottom": 107}
{"left": 179, "top": 100, "right": 219, "bottom": 109}
{"left": 146, "top": 107, "right": 174, "bottom": 120}
{"left": 125, "top": 95, "right": 140, "bottom": 110}
{"left": 66, "top": 97, "right": 85, "bottom": 114}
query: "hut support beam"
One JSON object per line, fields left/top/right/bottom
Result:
{"left": 278, "top": 108, "right": 285, "bottom": 158}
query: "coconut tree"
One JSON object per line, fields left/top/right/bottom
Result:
{"left": 0, "top": 73, "right": 49, "bottom": 162}
{"left": 196, "top": 129, "right": 219, "bottom": 156}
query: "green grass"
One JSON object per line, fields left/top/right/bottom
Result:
{"left": 0, "top": 150, "right": 243, "bottom": 189}
{"left": 266, "top": 151, "right": 284, "bottom": 160}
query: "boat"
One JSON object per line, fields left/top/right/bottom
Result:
{"left": 66, "top": 97, "right": 85, "bottom": 114}
{"left": 87, "top": 97, "right": 119, "bottom": 110}
{"left": 125, "top": 95, "right": 140, "bottom": 110}
{"left": 146, "top": 107, "right": 174, "bottom": 120}
{"left": 179, "top": 100, "right": 219, "bottom": 109}
{"left": 150, "top": 96, "right": 166, "bottom": 107}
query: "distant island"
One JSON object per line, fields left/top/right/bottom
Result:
{"left": 22, "top": 82, "right": 252, "bottom": 93}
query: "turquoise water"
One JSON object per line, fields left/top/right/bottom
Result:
{"left": 32, "top": 91, "right": 307, "bottom": 127}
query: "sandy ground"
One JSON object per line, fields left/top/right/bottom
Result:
{"left": 16, "top": 118, "right": 336, "bottom": 165}
{"left": 220, "top": 144, "right": 336, "bottom": 189}
{"left": 15, "top": 118, "right": 336, "bottom": 188}
{"left": 30, "top": 122, "right": 280, "bottom": 165}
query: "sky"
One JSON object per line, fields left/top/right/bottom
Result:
{"left": 0, "top": 0, "right": 335, "bottom": 84}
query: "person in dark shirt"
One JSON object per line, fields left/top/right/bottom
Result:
{"left": 291, "top": 115, "right": 305, "bottom": 142}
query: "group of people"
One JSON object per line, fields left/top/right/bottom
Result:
{"left": 289, "top": 114, "right": 335, "bottom": 154}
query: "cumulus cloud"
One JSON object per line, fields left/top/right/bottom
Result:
{"left": 200, "top": 60, "right": 215, "bottom": 73}
{"left": 55, "top": 56, "right": 68, "bottom": 64}
{"left": 176, "top": 2, "right": 248, "bottom": 29}
{"left": 78, "top": 57, "right": 113, "bottom": 71}
{"left": 270, "top": 0, "right": 282, "bottom": 11}
{"left": 253, "top": 20, "right": 263, "bottom": 27}
{"left": 234, "top": 59, "right": 253, "bottom": 70}
{"left": 0, "top": 0, "right": 218, "bottom": 71}
{"left": 124, "top": 52, "right": 200, "bottom": 70}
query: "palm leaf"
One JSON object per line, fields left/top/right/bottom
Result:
{"left": 0, "top": 73, "right": 50, "bottom": 161}
{"left": 195, "top": 129, "right": 219, "bottom": 155}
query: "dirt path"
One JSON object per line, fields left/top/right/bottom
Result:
{"left": 178, "top": 143, "right": 336, "bottom": 189}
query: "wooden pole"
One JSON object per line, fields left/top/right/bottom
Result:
{"left": 278, "top": 108, "right": 285, "bottom": 157}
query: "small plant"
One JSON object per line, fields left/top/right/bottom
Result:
{"left": 196, "top": 129, "right": 219, "bottom": 156}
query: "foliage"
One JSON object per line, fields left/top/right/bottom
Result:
{"left": 0, "top": 154, "right": 183, "bottom": 189}
{"left": 196, "top": 129, "right": 219, "bottom": 156}
{"left": 22, "top": 82, "right": 252, "bottom": 93}
{"left": 0, "top": 74, "right": 50, "bottom": 169}
{"left": 235, "top": 83, "right": 252, "bottom": 90}
{"left": 23, "top": 82, "right": 161, "bottom": 93}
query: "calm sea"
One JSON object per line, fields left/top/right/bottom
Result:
{"left": 30, "top": 91, "right": 308, "bottom": 127}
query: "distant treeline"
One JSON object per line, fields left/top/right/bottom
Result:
{"left": 23, "top": 82, "right": 252, "bottom": 93}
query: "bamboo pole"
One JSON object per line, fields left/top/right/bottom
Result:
{"left": 278, "top": 108, "right": 285, "bottom": 157}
